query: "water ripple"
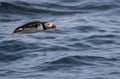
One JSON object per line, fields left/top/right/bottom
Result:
{"left": 0, "top": 40, "right": 39, "bottom": 52}
{"left": 38, "top": 55, "right": 118, "bottom": 71}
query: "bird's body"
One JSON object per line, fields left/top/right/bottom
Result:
{"left": 12, "top": 21, "right": 56, "bottom": 34}
{"left": 19, "top": 22, "right": 44, "bottom": 33}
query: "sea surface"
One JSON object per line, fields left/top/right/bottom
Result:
{"left": 0, "top": 0, "right": 120, "bottom": 79}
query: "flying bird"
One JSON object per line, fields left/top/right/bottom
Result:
{"left": 12, "top": 21, "right": 56, "bottom": 34}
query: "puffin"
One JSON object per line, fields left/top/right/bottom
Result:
{"left": 12, "top": 21, "right": 56, "bottom": 34}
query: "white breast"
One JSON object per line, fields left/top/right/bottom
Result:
{"left": 22, "top": 25, "right": 44, "bottom": 33}
{"left": 37, "top": 25, "right": 44, "bottom": 31}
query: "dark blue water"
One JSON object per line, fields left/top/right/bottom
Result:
{"left": 0, "top": 0, "right": 120, "bottom": 79}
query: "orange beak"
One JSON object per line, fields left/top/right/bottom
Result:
{"left": 51, "top": 23, "right": 56, "bottom": 29}
{"left": 12, "top": 29, "right": 22, "bottom": 34}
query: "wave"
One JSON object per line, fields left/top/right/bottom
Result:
{"left": 0, "top": 1, "right": 119, "bottom": 15}
{"left": 0, "top": 40, "right": 39, "bottom": 52}
{"left": 0, "top": 39, "right": 40, "bottom": 62}
{"left": 0, "top": 2, "right": 81, "bottom": 15}
{"left": 83, "top": 34, "right": 118, "bottom": 46}
{"left": 46, "top": 55, "right": 118, "bottom": 64}
{"left": 0, "top": 2, "right": 41, "bottom": 14}
{"left": 39, "top": 55, "right": 118, "bottom": 71}
{"left": 73, "top": 25, "right": 99, "bottom": 33}
{"left": 0, "top": 51, "right": 23, "bottom": 62}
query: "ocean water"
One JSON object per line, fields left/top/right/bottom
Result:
{"left": 0, "top": 0, "right": 120, "bottom": 79}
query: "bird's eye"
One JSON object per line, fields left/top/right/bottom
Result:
{"left": 47, "top": 22, "right": 52, "bottom": 27}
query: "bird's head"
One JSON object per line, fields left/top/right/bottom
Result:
{"left": 44, "top": 22, "right": 56, "bottom": 29}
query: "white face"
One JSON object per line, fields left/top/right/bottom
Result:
{"left": 45, "top": 22, "right": 53, "bottom": 28}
